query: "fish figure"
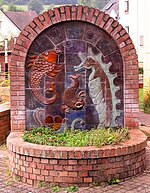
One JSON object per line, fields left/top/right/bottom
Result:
{"left": 27, "top": 48, "right": 64, "bottom": 105}
{"left": 62, "top": 74, "right": 85, "bottom": 113}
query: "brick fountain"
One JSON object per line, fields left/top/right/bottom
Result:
{"left": 7, "top": 5, "right": 147, "bottom": 187}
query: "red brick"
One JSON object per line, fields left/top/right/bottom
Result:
{"left": 41, "top": 158, "right": 49, "bottom": 164}
{"left": 68, "top": 172, "right": 78, "bottom": 177}
{"left": 33, "top": 168, "right": 40, "bottom": 175}
{"left": 72, "top": 6, "right": 77, "bottom": 20}
{"left": 27, "top": 179, "right": 33, "bottom": 185}
{"left": 95, "top": 12, "right": 104, "bottom": 26}
{"left": 45, "top": 165, "right": 53, "bottom": 170}
{"left": 99, "top": 14, "right": 109, "bottom": 28}
{"left": 59, "top": 171, "right": 68, "bottom": 177}
{"left": 29, "top": 173, "right": 37, "bottom": 180}
{"left": 84, "top": 177, "right": 92, "bottom": 183}
{"left": 86, "top": 8, "right": 95, "bottom": 22}
{"left": 42, "top": 12, "right": 52, "bottom": 28}
{"left": 48, "top": 9, "right": 54, "bottom": 17}
{"left": 53, "top": 176, "right": 63, "bottom": 183}
{"left": 45, "top": 176, "right": 53, "bottom": 182}
{"left": 37, "top": 175, "right": 44, "bottom": 181}
{"left": 60, "top": 6, "right": 65, "bottom": 13}
{"left": 111, "top": 24, "right": 122, "bottom": 36}
{"left": 49, "top": 171, "right": 58, "bottom": 176}
{"left": 94, "top": 9, "right": 100, "bottom": 17}
{"left": 65, "top": 6, "right": 71, "bottom": 20}
{"left": 54, "top": 8, "right": 61, "bottom": 22}
{"left": 77, "top": 5, "right": 82, "bottom": 20}
{"left": 54, "top": 165, "right": 63, "bottom": 171}
{"left": 49, "top": 160, "right": 58, "bottom": 165}
{"left": 41, "top": 170, "right": 49, "bottom": 176}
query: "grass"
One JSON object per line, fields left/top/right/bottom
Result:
{"left": 23, "top": 127, "right": 130, "bottom": 148}
{"left": 139, "top": 88, "right": 144, "bottom": 110}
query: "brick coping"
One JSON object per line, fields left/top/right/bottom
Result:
{"left": 7, "top": 129, "right": 147, "bottom": 159}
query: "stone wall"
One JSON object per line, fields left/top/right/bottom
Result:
{"left": 0, "top": 106, "right": 10, "bottom": 144}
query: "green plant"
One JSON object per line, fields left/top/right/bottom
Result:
{"left": 52, "top": 185, "right": 61, "bottom": 192}
{"left": 139, "top": 88, "right": 144, "bottom": 110}
{"left": 64, "top": 186, "right": 79, "bottom": 192}
{"left": 139, "top": 67, "right": 144, "bottom": 74}
{"left": 37, "top": 181, "right": 47, "bottom": 188}
{"left": 144, "top": 89, "right": 150, "bottom": 114}
{"left": 0, "top": 72, "right": 10, "bottom": 87}
{"left": 107, "top": 179, "right": 120, "bottom": 185}
{"left": 23, "top": 127, "right": 130, "bottom": 148}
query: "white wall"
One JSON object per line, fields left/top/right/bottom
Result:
{"left": 0, "top": 11, "right": 20, "bottom": 42}
{"left": 119, "top": 0, "right": 144, "bottom": 66}
{"left": 143, "top": 0, "right": 150, "bottom": 90}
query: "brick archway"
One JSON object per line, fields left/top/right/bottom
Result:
{"left": 10, "top": 5, "right": 139, "bottom": 131}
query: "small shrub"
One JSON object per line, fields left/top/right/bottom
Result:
{"left": 107, "top": 179, "right": 120, "bottom": 185}
{"left": 144, "top": 89, "right": 150, "bottom": 114}
{"left": 139, "top": 88, "right": 144, "bottom": 110}
{"left": 139, "top": 67, "right": 144, "bottom": 74}
{"left": 23, "top": 127, "right": 130, "bottom": 148}
{"left": 64, "top": 186, "right": 79, "bottom": 192}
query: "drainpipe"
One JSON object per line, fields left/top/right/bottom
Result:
{"left": 4, "top": 38, "right": 8, "bottom": 78}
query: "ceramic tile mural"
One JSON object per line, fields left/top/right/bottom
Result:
{"left": 25, "top": 21, "right": 124, "bottom": 131}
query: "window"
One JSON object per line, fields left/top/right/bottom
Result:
{"left": 125, "top": 0, "right": 129, "bottom": 13}
{"left": 140, "top": 36, "right": 144, "bottom": 46}
{"left": 125, "top": 26, "right": 129, "bottom": 34}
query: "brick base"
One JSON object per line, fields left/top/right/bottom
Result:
{"left": 7, "top": 129, "right": 147, "bottom": 187}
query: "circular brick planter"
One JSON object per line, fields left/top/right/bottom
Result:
{"left": 7, "top": 129, "right": 147, "bottom": 187}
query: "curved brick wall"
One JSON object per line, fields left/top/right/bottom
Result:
{"left": 7, "top": 129, "right": 147, "bottom": 186}
{"left": 10, "top": 5, "right": 139, "bottom": 132}
{"left": 0, "top": 106, "right": 10, "bottom": 144}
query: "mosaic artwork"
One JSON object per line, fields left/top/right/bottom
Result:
{"left": 25, "top": 21, "right": 124, "bottom": 131}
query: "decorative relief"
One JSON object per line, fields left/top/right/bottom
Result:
{"left": 27, "top": 48, "right": 64, "bottom": 105}
{"left": 49, "top": 28, "right": 59, "bottom": 37}
{"left": 86, "top": 31, "right": 94, "bottom": 39}
{"left": 62, "top": 74, "right": 85, "bottom": 113}
{"left": 25, "top": 21, "right": 124, "bottom": 131}
{"left": 75, "top": 48, "right": 120, "bottom": 128}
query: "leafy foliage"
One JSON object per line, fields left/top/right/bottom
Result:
{"left": 7, "top": 3, "right": 24, "bottom": 11}
{"left": 139, "top": 67, "right": 144, "bottom": 74}
{"left": 78, "top": 0, "right": 109, "bottom": 9}
{"left": 0, "top": 0, "right": 3, "bottom": 10}
{"left": 144, "top": 89, "right": 150, "bottom": 114}
{"left": 3, "top": 0, "right": 78, "bottom": 5}
{"left": 28, "top": 0, "right": 43, "bottom": 14}
{"left": 23, "top": 127, "right": 130, "bottom": 147}
{"left": 139, "top": 88, "right": 144, "bottom": 110}
{"left": 64, "top": 186, "right": 79, "bottom": 192}
{"left": 107, "top": 179, "right": 120, "bottom": 185}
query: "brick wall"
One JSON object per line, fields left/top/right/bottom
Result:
{"left": 10, "top": 5, "right": 139, "bottom": 132}
{"left": 7, "top": 129, "right": 147, "bottom": 186}
{"left": 0, "top": 107, "right": 10, "bottom": 144}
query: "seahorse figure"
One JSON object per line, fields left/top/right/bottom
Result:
{"left": 62, "top": 74, "right": 85, "bottom": 113}
{"left": 74, "top": 48, "right": 115, "bottom": 128}
{"left": 27, "top": 48, "right": 64, "bottom": 105}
